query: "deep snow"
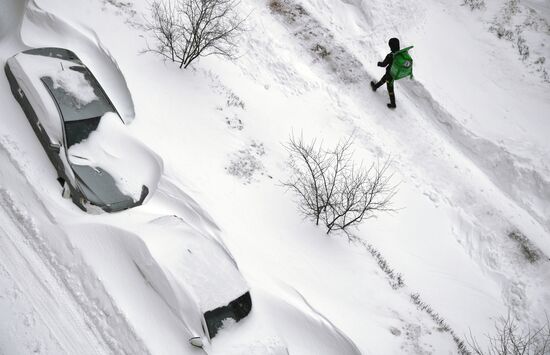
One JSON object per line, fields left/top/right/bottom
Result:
{"left": 1, "top": 0, "right": 549, "bottom": 354}
{"left": 67, "top": 112, "right": 162, "bottom": 202}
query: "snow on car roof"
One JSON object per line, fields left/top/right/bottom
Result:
{"left": 12, "top": 52, "right": 101, "bottom": 122}
{"left": 7, "top": 54, "right": 62, "bottom": 142}
{"left": 139, "top": 215, "right": 249, "bottom": 312}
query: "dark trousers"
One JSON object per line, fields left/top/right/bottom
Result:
{"left": 374, "top": 73, "right": 395, "bottom": 105}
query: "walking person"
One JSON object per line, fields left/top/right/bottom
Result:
{"left": 371, "top": 37, "right": 401, "bottom": 109}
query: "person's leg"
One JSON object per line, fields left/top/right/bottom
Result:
{"left": 371, "top": 73, "right": 388, "bottom": 91}
{"left": 386, "top": 79, "right": 396, "bottom": 108}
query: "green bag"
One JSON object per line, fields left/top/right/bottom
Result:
{"left": 390, "top": 46, "right": 414, "bottom": 81}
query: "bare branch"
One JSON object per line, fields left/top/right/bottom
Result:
{"left": 143, "top": 0, "right": 246, "bottom": 69}
{"left": 467, "top": 312, "right": 550, "bottom": 355}
{"left": 283, "top": 134, "right": 397, "bottom": 234}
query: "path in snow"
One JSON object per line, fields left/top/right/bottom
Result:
{"left": 0, "top": 147, "right": 150, "bottom": 355}
{"left": 266, "top": 0, "right": 550, "bottom": 338}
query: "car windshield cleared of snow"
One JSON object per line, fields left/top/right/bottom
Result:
{"left": 41, "top": 66, "right": 114, "bottom": 147}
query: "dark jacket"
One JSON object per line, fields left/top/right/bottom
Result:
{"left": 378, "top": 38, "right": 400, "bottom": 74}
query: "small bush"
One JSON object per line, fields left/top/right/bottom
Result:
{"left": 468, "top": 313, "right": 550, "bottom": 355}
{"left": 516, "top": 36, "right": 530, "bottom": 60}
{"left": 143, "top": 0, "right": 245, "bottom": 68}
{"left": 462, "top": 0, "right": 485, "bottom": 10}
{"left": 508, "top": 230, "right": 544, "bottom": 263}
{"left": 311, "top": 43, "right": 330, "bottom": 58}
{"left": 411, "top": 293, "right": 471, "bottom": 354}
{"left": 364, "top": 242, "right": 404, "bottom": 289}
{"left": 268, "top": 0, "right": 307, "bottom": 24}
{"left": 226, "top": 141, "right": 266, "bottom": 183}
{"left": 283, "top": 134, "right": 396, "bottom": 235}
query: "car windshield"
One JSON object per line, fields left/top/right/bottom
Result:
{"left": 41, "top": 66, "right": 113, "bottom": 122}
{"left": 204, "top": 292, "right": 252, "bottom": 338}
{"left": 64, "top": 116, "right": 102, "bottom": 147}
{"left": 41, "top": 66, "right": 116, "bottom": 147}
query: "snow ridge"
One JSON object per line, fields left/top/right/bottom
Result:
{"left": 0, "top": 145, "right": 150, "bottom": 355}
{"left": 23, "top": 0, "right": 137, "bottom": 121}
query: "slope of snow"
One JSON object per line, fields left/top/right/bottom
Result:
{"left": 0, "top": 144, "right": 149, "bottom": 355}
{"left": 21, "top": 0, "right": 137, "bottom": 121}
{"left": 67, "top": 112, "right": 163, "bottom": 202}
{"left": 1, "top": 0, "right": 549, "bottom": 354}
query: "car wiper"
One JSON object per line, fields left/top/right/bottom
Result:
{"left": 68, "top": 154, "right": 92, "bottom": 166}
{"left": 70, "top": 154, "right": 89, "bottom": 160}
{"left": 70, "top": 156, "right": 102, "bottom": 174}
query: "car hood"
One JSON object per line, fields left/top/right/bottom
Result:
{"left": 72, "top": 164, "right": 144, "bottom": 211}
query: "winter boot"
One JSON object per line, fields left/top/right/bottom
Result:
{"left": 370, "top": 80, "right": 381, "bottom": 91}
{"left": 387, "top": 92, "right": 396, "bottom": 109}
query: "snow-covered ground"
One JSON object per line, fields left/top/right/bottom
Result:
{"left": 1, "top": 0, "right": 549, "bottom": 354}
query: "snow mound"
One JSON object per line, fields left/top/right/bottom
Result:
{"left": 20, "top": 0, "right": 136, "bottom": 121}
{"left": 52, "top": 65, "right": 98, "bottom": 106}
{"left": 211, "top": 279, "right": 361, "bottom": 355}
{"left": 66, "top": 222, "right": 205, "bottom": 354}
{"left": 0, "top": 0, "right": 27, "bottom": 44}
{"left": 68, "top": 112, "right": 163, "bottom": 201}
{"left": 138, "top": 215, "right": 248, "bottom": 312}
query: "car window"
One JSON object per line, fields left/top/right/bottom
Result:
{"left": 41, "top": 66, "right": 114, "bottom": 122}
{"left": 23, "top": 48, "right": 81, "bottom": 63}
{"left": 64, "top": 117, "right": 102, "bottom": 147}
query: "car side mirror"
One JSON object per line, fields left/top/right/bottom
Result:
{"left": 189, "top": 337, "right": 203, "bottom": 348}
{"left": 49, "top": 141, "right": 61, "bottom": 153}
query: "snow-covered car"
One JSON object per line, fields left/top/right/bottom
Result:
{"left": 4, "top": 47, "right": 161, "bottom": 212}
{"left": 136, "top": 215, "right": 253, "bottom": 344}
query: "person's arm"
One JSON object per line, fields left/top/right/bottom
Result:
{"left": 377, "top": 53, "right": 392, "bottom": 67}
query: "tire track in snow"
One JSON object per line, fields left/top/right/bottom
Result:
{"left": 0, "top": 207, "right": 95, "bottom": 355}
{"left": 0, "top": 147, "right": 151, "bottom": 355}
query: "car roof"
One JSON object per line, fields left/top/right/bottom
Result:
{"left": 20, "top": 47, "right": 82, "bottom": 63}
{"left": 7, "top": 52, "right": 64, "bottom": 141}
{"left": 139, "top": 216, "right": 250, "bottom": 312}
{"left": 12, "top": 49, "right": 114, "bottom": 123}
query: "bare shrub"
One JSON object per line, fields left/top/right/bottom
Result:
{"left": 268, "top": 0, "right": 307, "bottom": 24}
{"left": 143, "top": 0, "right": 245, "bottom": 68}
{"left": 366, "top": 243, "right": 404, "bottom": 289}
{"left": 517, "top": 35, "right": 530, "bottom": 60}
{"left": 468, "top": 313, "right": 550, "bottom": 355}
{"left": 226, "top": 141, "right": 266, "bottom": 184}
{"left": 462, "top": 0, "right": 485, "bottom": 10}
{"left": 312, "top": 43, "right": 330, "bottom": 58}
{"left": 347, "top": 235, "right": 404, "bottom": 289}
{"left": 507, "top": 230, "right": 545, "bottom": 263}
{"left": 410, "top": 294, "right": 471, "bottom": 354}
{"left": 283, "top": 134, "right": 396, "bottom": 235}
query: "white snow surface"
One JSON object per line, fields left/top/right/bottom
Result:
{"left": 136, "top": 215, "right": 249, "bottom": 312}
{"left": 1, "top": 0, "right": 550, "bottom": 354}
{"left": 49, "top": 63, "right": 98, "bottom": 107}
